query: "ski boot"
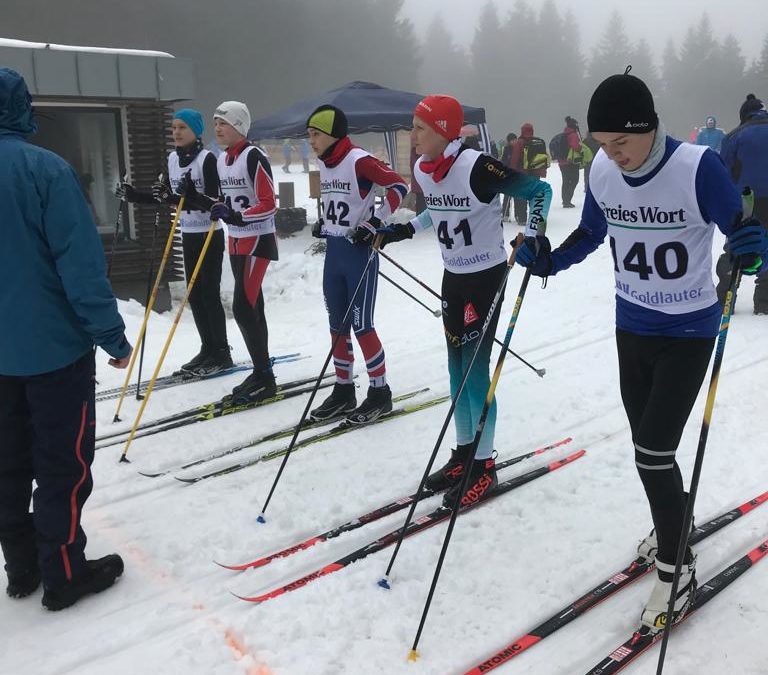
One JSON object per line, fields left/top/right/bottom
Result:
{"left": 346, "top": 384, "right": 392, "bottom": 425}
{"left": 310, "top": 382, "right": 356, "bottom": 421}
{"left": 424, "top": 444, "right": 473, "bottom": 492}
{"left": 188, "top": 347, "right": 233, "bottom": 377}
{"left": 230, "top": 369, "right": 277, "bottom": 404}
{"left": 176, "top": 348, "right": 207, "bottom": 376}
{"left": 640, "top": 552, "right": 697, "bottom": 632}
{"left": 442, "top": 457, "right": 498, "bottom": 508}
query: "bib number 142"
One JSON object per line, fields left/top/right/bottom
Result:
{"left": 610, "top": 237, "right": 688, "bottom": 280}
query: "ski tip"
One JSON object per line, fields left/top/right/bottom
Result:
{"left": 407, "top": 649, "right": 420, "bottom": 662}
{"left": 256, "top": 514, "right": 267, "bottom": 524}
{"left": 377, "top": 576, "right": 391, "bottom": 590}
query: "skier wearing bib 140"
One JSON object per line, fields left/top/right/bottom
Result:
{"left": 375, "top": 95, "right": 552, "bottom": 507}
{"left": 306, "top": 105, "right": 409, "bottom": 424}
{"left": 516, "top": 69, "right": 768, "bottom": 631}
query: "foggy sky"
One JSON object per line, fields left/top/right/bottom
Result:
{"left": 402, "top": 0, "right": 766, "bottom": 65}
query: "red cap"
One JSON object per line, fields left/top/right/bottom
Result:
{"left": 414, "top": 95, "right": 463, "bottom": 140}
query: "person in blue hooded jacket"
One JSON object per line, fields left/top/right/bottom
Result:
{"left": 718, "top": 93, "right": 768, "bottom": 313}
{"left": 0, "top": 68, "right": 130, "bottom": 610}
{"left": 695, "top": 116, "right": 725, "bottom": 152}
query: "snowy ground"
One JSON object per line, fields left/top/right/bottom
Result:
{"left": 2, "top": 165, "right": 767, "bottom": 675}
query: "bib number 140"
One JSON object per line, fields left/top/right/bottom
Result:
{"left": 610, "top": 237, "right": 688, "bottom": 280}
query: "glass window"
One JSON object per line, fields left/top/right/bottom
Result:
{"left": 31, "top": 106, "right": 127, "bottom": 239}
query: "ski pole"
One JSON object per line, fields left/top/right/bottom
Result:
{"left": 378, "top": 270, "right": 441, "bottom": 317}
{"left": 379, "top": 235, "right": 524, "bottom": 593}
{"left": 112, "top": 197, "right": 184, "bottom": 423}
{"left": 135, "top": 208, "right": 161, "bottom": 400}
{"left": 655, "top": 187, "right": 754, "bottom": 675}
{"left": 407, "top": 232, "right": 543, "bottom": 661}
{"left": 119, "top": 217, "right": 217, "bottom": 463}
{"left": 376, "top": 247, "right": 545, "bottom": 378}
{"left": 106, "top": 174, "right": 128, "bottom": 279}
{"left": 256, "top": 239, "right": 383, "bottom": 523}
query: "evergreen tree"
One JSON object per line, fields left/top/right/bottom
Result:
{"left": 468, "top": 1, "right": 507, "bottom": 131}
{"left": 419, "top": 15, "right": 472, "bottom": 99}
{"left": 587, "top": 10, "right": 630, "bottom": 86}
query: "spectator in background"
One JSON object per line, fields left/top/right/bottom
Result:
{"left": 510, "top": 123, "right": 549, "bottom": 225}
{"left": 696, "top": 116, "right": 726, "bottom": 153}
{"left": 559, "top": 115, "right": 582, "bottom": 208}
{"left": 282, "top": 138, "right": 293, "bottom": 172}
{"left": 500, "top": 132, "right": 518, "bottom": 221}
{"left": 0, "top": 68, "right": 129, "bottom": 611}
{"left": 718, "top": 93, "right": 768, "bottom": 314}
{"left": 300, "top": 138, "right": 311, "bottom": 173}
{"left": 582, "top": 132, "right": 601, "bottom": 191}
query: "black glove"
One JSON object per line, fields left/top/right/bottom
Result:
{"left": 350, "top": 216, "right": 383, "bottom": 245}
{"left": 175, "top": 171, "right": 198, "bottom": 199}
{"left": 210, "top": 201, "right": 244, "bottom": 226}
{"left": 115, "top": 181, "right": 138, "bottom": 202}
{"left": 377, "top": 221, "right": 415, "bottom": 249}
{"left": 515, "top": 235, "right": 553, "bottom": 277}
{"left": 151, "top": 179, "right": 172, "bottom": 203}
{"left": 312, "top": 219, "right": 326, "bottom": 238}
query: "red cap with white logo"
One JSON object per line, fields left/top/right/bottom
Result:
{"left": 414, "top": 95, "right": 464, "bottom": 140}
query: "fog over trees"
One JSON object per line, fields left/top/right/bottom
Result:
{"left": 6, "top": 0, "right": 768, "bottom": 143}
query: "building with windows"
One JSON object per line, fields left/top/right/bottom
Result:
{"left": 0, "top": 38, "right": 197, "bottom": 307}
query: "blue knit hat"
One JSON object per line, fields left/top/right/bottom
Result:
{"left": 174, "top": 108, "right": 204, "bottom": 137}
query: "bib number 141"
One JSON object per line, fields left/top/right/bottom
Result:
{"left": 610, "top": 237, "right": 688, "bottom": 280}
{"left": 437, "top": 219, "right": 472, "bottom": 250}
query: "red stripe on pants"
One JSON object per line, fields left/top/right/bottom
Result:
{"left": 62, "top": 401, "right": 88, "bottom": 581}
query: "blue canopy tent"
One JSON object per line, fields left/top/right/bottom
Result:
{"left": 247, "top": 81, "right": 491, "bottom": 168}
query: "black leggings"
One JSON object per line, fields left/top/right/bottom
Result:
{"left": 616, "top": 330, "right": 715, "bottom": 564}
{"left": 182, "top": 230, "right": 228, "bottom": 352}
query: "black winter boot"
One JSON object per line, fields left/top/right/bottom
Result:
{"left": 2, "top": 535, "right": 40, "bottom": 598}
{"left": 42, "top": 554, "right": 124, "bottom": 611}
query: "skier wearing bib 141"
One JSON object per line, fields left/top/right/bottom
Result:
{"left": 515, "top": 68, "right": 768, "bottom": 631}
{"left": 306, "top": 105, "right": 409, "bottom": 424}
{"left": 374, "top": 95, "right": 552, "bottom": 507}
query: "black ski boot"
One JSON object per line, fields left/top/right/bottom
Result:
{"left": 424, "top": 444, "right": 473, "bottom": 492}
{"left": 442, "top": 457, "right": 498, "bottom": 508}
{"left": 177, "top": 348, "right": 207, "bottom": 375}
{"left": 2, "top": 535, "right": 40, "bottom": 598}
{"left": 346, "top": 384, "right": 392, "bottom": 425}
{"left": 188, "top": 347, "right": 234, "bottom": 377}
{"left": 230, "top": 369, "right": 277, "bottom": 404}
{"left": 42, "top": 553, "right": 124, "bottom": 611}
{"left": 310, "top": 382, "right": 356, "bottom": 421}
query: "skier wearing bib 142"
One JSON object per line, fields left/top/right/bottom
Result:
{"left": 516, "top": 69, "right": 768, "bottom": 631}
{"left": 178, "top": 101, "right": 279, "bottom": 404}
{"left": 306, "top": 105, "right": 409, "bottom": 424}
{"left": 375, "top": 95, "right": 552, "bottom": 507}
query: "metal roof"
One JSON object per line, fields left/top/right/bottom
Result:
{"left": 0, "top": 38, "right": 195, "bottom": 101}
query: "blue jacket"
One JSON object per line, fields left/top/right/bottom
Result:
{"left": 0, "top": 68, "right": 129, "bottom": 376}
{"left": 695, "top": 119, "right": 725, "bottom": 153}
{"left": 721, "top": 109, "right": 768, "bottom": 198}
{"left": 548, "top": 136, "right": 742, "bottom": 338}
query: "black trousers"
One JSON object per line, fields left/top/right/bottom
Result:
{"left": 230, "top": 254, "right": 271, "bottom": 371}
{"left": 559, "top": 163, "right": 580, "bottom": 206}
{"left": 616, "top": 330, "right": 715, "bottom": 564}
{"left": 0, "top": 351, "right": 96, "bottom": 589}
{"left": 183, "top": 229, "right": 228, "bottom": 353}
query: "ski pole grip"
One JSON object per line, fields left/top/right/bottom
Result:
{"left": 509, "top": 232, "right": 525, "bottom": 265}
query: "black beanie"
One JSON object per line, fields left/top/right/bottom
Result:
{"left": 306, "top": 104, "right": 349, "bottom": 139}
{"left": 739, "top": 93, "right": 764, "bottom": 123}
{"left": 587, "top": 66, "right": 658, "bottom": 134}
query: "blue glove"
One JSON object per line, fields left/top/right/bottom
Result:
{"left": 210, "top": 201, "right": 244, "bottom": 226}
{"left": 515, "top": 235, "right": 552, "bottom": 277}
{"left": 727, "top": 218, "right": 767, "bottom": 275}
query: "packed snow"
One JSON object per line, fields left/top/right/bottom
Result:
{"left": 2, "top": 165, "right": 766, "bottom": 675}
